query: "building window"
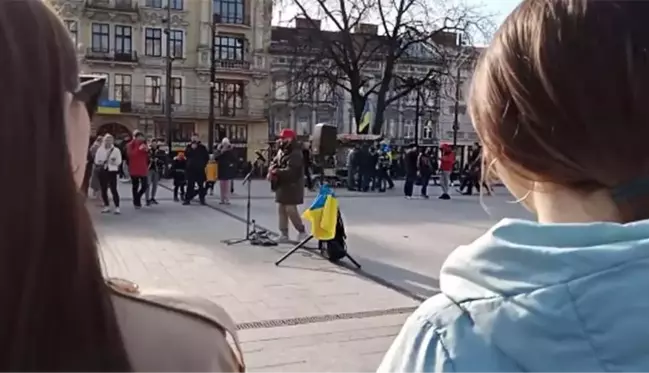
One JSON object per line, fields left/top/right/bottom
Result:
{"left": 145, "top": 76, "right": 162, "bottom": 104}
{"left": 91, "top": 23, "right": 110, "bottom": 52}
{"left": 215, "top": 80, "right": 244, "bottom": 116}
{"left": 404, "top": 119, "right": 415, "bottom": 138}
{"left": 273, "top": 80, "right": 287, "bottom": 100}
{"left": 171, "top": 77, "right": 183, "bottom": 105}
{"left": 169, "top": 0, "right": 183, "bottom": 10}
{"left": 64, "top": 20, "right": 78, "bottom": 47}
{"left": 169, "top": 30, "right": 184, "bottom": 58}
{"left": 214, "top": 35, "right": 244, "bottom": 60}
{"left": 316, "top": 81, "right": 332, "bottom": 102}
{"left": 213, "top": 0, "right": 244, "bottom": 24}
{"left": 422, "top": 121, "right": 434, "bottom": 140}
{"left": 114, "top": 74, "right": 132, "bottom": 102}
{"left": 145, "top": 28, "right": 162, "bottom": 57}
{"left": 157, "top": 122, "right": 194, "bottom": 142}
{"left": 114, "top": 25, "right": 132, "bottom": 54}
{"left": 145, "top": 0, "right": 162, "bottom": 8}
{"left": 224, "top": 124, "right": 247, "bottom": 142}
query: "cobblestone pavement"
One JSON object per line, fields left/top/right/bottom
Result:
{"left": 93, "top": 181, "right": 528, "bottom": 371}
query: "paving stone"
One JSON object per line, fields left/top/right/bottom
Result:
{"left": 95, "top": 182, "right": 526, "bottom": 371}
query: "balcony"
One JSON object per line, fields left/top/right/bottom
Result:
{"left": 85, "top": 0, "right": 139, "bottom": 12}
{"left": 85, "top": 48, "right": 139, "bottom": 64}
{"left": 213, "top": 59, "right": 251, "bottom": 72}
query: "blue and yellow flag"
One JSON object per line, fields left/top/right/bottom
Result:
{"left": 302, "top": 185, "right": 339, "bottom": 240}
{"left": 357, "top": 99, "right": 371, "bottom": 134}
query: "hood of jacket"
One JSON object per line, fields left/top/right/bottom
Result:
{"left": 440, "top": 217, "right": 649, "bottom": 371}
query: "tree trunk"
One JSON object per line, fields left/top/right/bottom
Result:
{"left": 372, "top": 58, "right": 396, "bottom": 134}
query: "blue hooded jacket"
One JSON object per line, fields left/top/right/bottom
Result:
{"left": 378, "top": 218, "right": 649, "bottom": 372}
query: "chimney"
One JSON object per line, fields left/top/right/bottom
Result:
{"left": 354, "top": 23, "right": 378, "bottom": 35}
{"left": 295, "top": 17, "right": 321, "bottom": 29}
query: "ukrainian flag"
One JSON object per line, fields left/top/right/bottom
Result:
{"left": 302, "top": 185, "right": 339, "bottom": 241}
{"left": 96, "top": 99, "right": 121, "bottom": 115}
{"left": 357, "top": 99, "right": 371, "bottom": 134}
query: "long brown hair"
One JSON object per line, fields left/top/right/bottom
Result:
{"left": 470, "top": 0, "right": 649, "bottom": 221}
{"left": 0, "top": 1, "right": 130, "bottom": 370}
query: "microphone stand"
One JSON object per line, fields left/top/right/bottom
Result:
{"left": 222, "top": 153, "right": 268, "bottom": 245}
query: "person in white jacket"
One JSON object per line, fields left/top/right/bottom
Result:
{"left": 94, "top": 134, "right": 123, "bottom": 214}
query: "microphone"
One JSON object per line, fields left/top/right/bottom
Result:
{"left": 255, "top": 150, "right": 266, "bottom": 163}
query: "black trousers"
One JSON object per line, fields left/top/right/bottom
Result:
{"left": 131, "top": 176, "right": 148, "bottom": 207}
{"left": 420, "top": 173, "right": 432, "bottom": 197}
{"left": 99, "top": 169, "right": 119, "bottom": 207}
{"left": 305, "top": 167, "right": 313, "bottom": 189}
{"left": 185, "top": 171, "right": 206, "bottom": 203}
{"left": 404, "top": 174, "right": 416, "bottom": 197}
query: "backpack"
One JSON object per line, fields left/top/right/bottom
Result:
{"left": 319, "top": 211, "right": 347, "bottom": 263}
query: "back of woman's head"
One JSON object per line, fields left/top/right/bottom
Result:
{"left": 0, "top": 0, "right": 130, "bottom": 370}
{"left": 470, "top": 0, "right": 649, "bottom": 221}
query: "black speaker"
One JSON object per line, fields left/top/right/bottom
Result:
{"left": 312, "top": 123, "right": 337, "bottom": 156}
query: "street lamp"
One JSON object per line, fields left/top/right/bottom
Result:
{"left": 207, "top": 14, "right": 220, "bottom": 153}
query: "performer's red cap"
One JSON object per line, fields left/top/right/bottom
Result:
{"left": 279, "top": 128, "right": 296, "bottom": 140}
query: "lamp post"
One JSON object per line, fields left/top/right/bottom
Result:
{"left": 207, "top": 15, "right": 219, "bottom": 153}
{"left": 163, "top": 2, "right": 173, "bottom": 152}
{"left": 414, "top": 90, "right": 421, "bottom": 146}
{"left": 452, "top": 65, "right": 461, "bottom": 147}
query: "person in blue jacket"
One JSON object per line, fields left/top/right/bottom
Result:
{"left": 378, "top": 0, "right": 649, "bottom": 371}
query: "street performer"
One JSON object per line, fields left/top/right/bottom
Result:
{"left": 267, "top": 129, "right": 307, "bottom": 243}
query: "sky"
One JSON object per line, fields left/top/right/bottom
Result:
{"left": 273, "top": 0, "right": 523, "bottom": 31}
{"left": 480, "top": 0, "right": 522, "bottom": 26}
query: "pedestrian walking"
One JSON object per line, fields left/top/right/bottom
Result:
{"left": 205, "top": 154, "right": 217, "bottom": 196}
{"left": 170, "top": 152, "right": 187, "bottom": 201}
{"left": 183, "top": 133, "right": 209, "bottom": 205}
{"left": 94, "top": 134, "right": 121, "bottom": 214}
{"left": 417, "top": 147, "right": 434, "bottom": 199}
{"left": 438, "top": 144, "right": 454, "bottom": 200}
{"left": 403, "top": 143, "right": 418, "bottom": 199}
{"left": 145, "top": 139, "right": 166, "bottom": 206}
{"left": 127, "top": 131, "right": 149, "bottom": 208}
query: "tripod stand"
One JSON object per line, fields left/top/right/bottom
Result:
{"left": 222, "top": 160, "right": 270, "bottom": 245}
{"left": 274, "top": 170, "right": 361, "bottom": 268}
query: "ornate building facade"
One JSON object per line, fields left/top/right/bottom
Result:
{"left": 53, "top": 0, "right": 272, "bottom": 161}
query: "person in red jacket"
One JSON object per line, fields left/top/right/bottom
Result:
{"left": 127, "top": 131, "right": 150, "bottom": 208}
{"left": 439, "top": 144, "right": 455, "bottom": 200}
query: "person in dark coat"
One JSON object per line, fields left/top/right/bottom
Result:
{"left": 170, "top": 152, "right": 187, "bottom": 202}
{"left": 183, "top": 133, "right": 209, "bottom": 205}
{"left": 215, "top": 138, "right": 237, "bottom": 204}
{"left": 403, "top": 143, "right": 419, "bottom": 198}
{"left": 267, "top": 128, "right": 307, "bottom": 243}
{"left": 417, "top": 147, "right": 435, "bottom": 198}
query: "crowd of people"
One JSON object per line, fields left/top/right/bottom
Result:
{"left": 83, "top": 131, "right": 240, "bottom": 213}
{"left": 344, "top": 141, "right": 492, "bottom": 200}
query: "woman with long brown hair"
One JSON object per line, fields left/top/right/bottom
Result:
{"left": 0, "top": 1, "right": 242, "bottom": 371}
{"left": 380, "top": 0, "right": 649, "bottom": 371}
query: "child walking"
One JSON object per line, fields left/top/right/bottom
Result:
{"left": 170, "top": 152, "right": 187, "bottom": 202}
{"left": 205, "top": 154, "right": 217, "bottom": 196}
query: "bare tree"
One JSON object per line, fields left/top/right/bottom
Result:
{"left": 274, "top": 0, "right": 492, "bottom": 134}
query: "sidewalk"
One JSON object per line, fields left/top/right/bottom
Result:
{"left": 92, "top": 195, "right": 418, "bottom": 371}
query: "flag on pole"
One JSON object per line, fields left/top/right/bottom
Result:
{"left": 302, "top": 185, "right": 339, "bottom": 240}
{"left": 357, "top": 99, "right": 372, "bottom": 134}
